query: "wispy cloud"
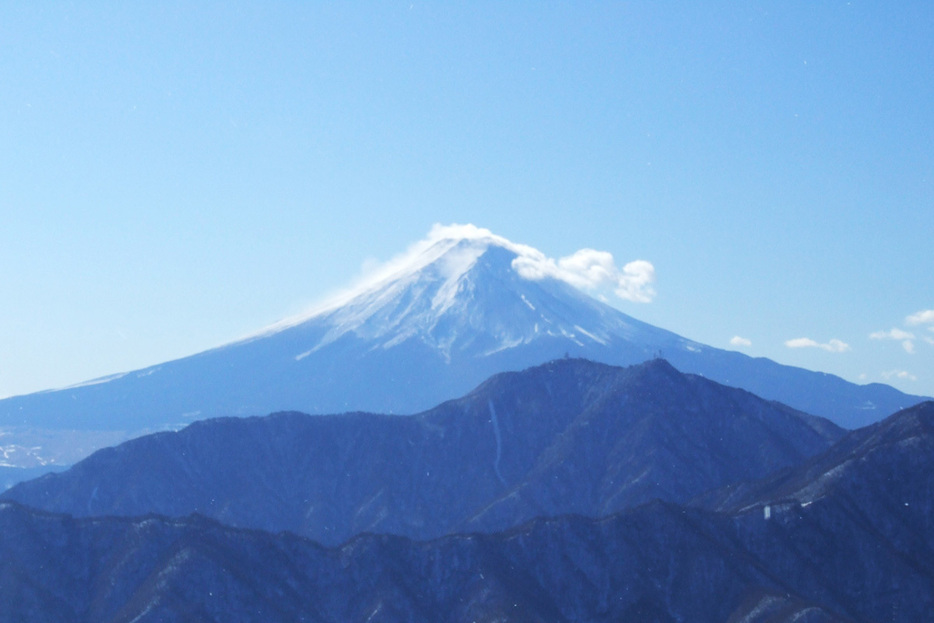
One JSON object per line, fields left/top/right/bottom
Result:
{"left": 906, "top": 309, "right": 934, "bottom": 326}
{"left": 730, "top": 336, "right": 752, "bottom": 347}
{"left": 869, "top": 328, "right": 914, "bottom": 341}
{"left": 512, "top": 247, "right": 656, "bottom": 303}
{"left": 249, "top": 223, "right": 657, "bottom": 337}
{"left": 785, "top": 337, "right": 850, "bottom": 352}
{"left": 882, "top": 369, "right": 918, "bottom": 382}
{"left": 869, "top": 327, "right": 916, "bottom": 354}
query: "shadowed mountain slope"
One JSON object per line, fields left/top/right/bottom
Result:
{"left": 5, "top": 493, "right": 923, "bottom": 623}
{"left": 698, "top": 401, "right": 934, "bottom": 564}
{"left": 691, "top": 401, "right": 934, "bottom": 622}
{"left": 3, "top": 359, "right": 842, "bottom": 546}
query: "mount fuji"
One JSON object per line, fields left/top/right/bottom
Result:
{"left": 0, "top": 225, "right": 925, "bottom": 470}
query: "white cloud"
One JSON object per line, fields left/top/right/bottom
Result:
{"left": 869, "top": 328, "right": 916, "bottom": 354}
{"left": 906, "top": 309, "right": 934, "bottom": 326}
{"left": 381, "top": 224, "right": 655, "bottom": 304}
{"left": 785, "top": 337, "right": 819, "bottom": 349}
{"left": 824, "top": 339, "right": 851, "bottom": 352}
{"left": 882, "top": 369, "right": 918, "bottom": 382}
{"left": 785, "top": 337, "right": 850, "bottom": 353}
{"left": 869, "top": 328, "right": 915, "bottom": 341}
{"left": 512, "top": 246, "right": 656, "bottom": 303}
{"left": 420, "top": 225, "right": 659, "bottom": 304}
{"left": 730, "top": 336, "right": 752, "bottom": 347}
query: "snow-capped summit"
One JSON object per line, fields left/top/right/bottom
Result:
{"left": 258, "top": 225, "right": 665, "bottom": 363}
{"left": 0, "top": 225, "right": 926, "bottom": 469}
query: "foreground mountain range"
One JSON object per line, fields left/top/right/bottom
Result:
{"left": 3, "top": 359, "right": 843, "bottom": 545}
{"left": 0, "top": 227, "right": 925, "bottom": 473}
{"left": 1, "top": 359, "right": 932, "bottom": 622}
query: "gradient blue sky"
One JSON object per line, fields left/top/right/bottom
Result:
{"left": 2, "top": 2, "right": 932, "bottom": 399}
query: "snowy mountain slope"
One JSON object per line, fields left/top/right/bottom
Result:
{"left": 0, "top": 226, "right": 925, "bottom": 470}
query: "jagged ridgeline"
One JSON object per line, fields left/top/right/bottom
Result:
{"left": 3, "top": 359, "right": 844, "bottom": 545}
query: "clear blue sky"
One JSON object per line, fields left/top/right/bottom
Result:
{"left": 2, "top": 2, "right": 932, "bottom": 399}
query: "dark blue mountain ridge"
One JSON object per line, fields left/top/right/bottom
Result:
{"left": 2, "top": 358, "right": 844, "bottom": 546}
{"left": 697, "top": 400, "right": 934, "bottom": 520}
{"left": 0, "top": 227, "right": 925, "bottom": 470}
{"left": 0, "top": 497, "right": 864, "bottom": 623}
{"left": 7, "top": 394, "right": 934, "bottom": 623}
{"left": 4, "top": 373, "right": 933, "bottom": 621}
{"left": 690, "top": 399, "right": 934, "bottom": 622}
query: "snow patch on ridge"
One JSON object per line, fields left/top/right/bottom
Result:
{"left": 488, "top": 400, "right": 506, "bottom": 486}
{"left": 482, "top": 336, "right": 527, "bottom": 357}
{"left": 574, "top": 325, "right": 607, "bottom": 345}
{"left": 56, "top": 372, "right": 129, "bottom": 391}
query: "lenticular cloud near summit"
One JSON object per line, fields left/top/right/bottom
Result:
{"left": 357, "top": 224, "right": 657, "bottom": 305}
{"left": 512, "top": 248, "right": 656, "bottom": 303}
